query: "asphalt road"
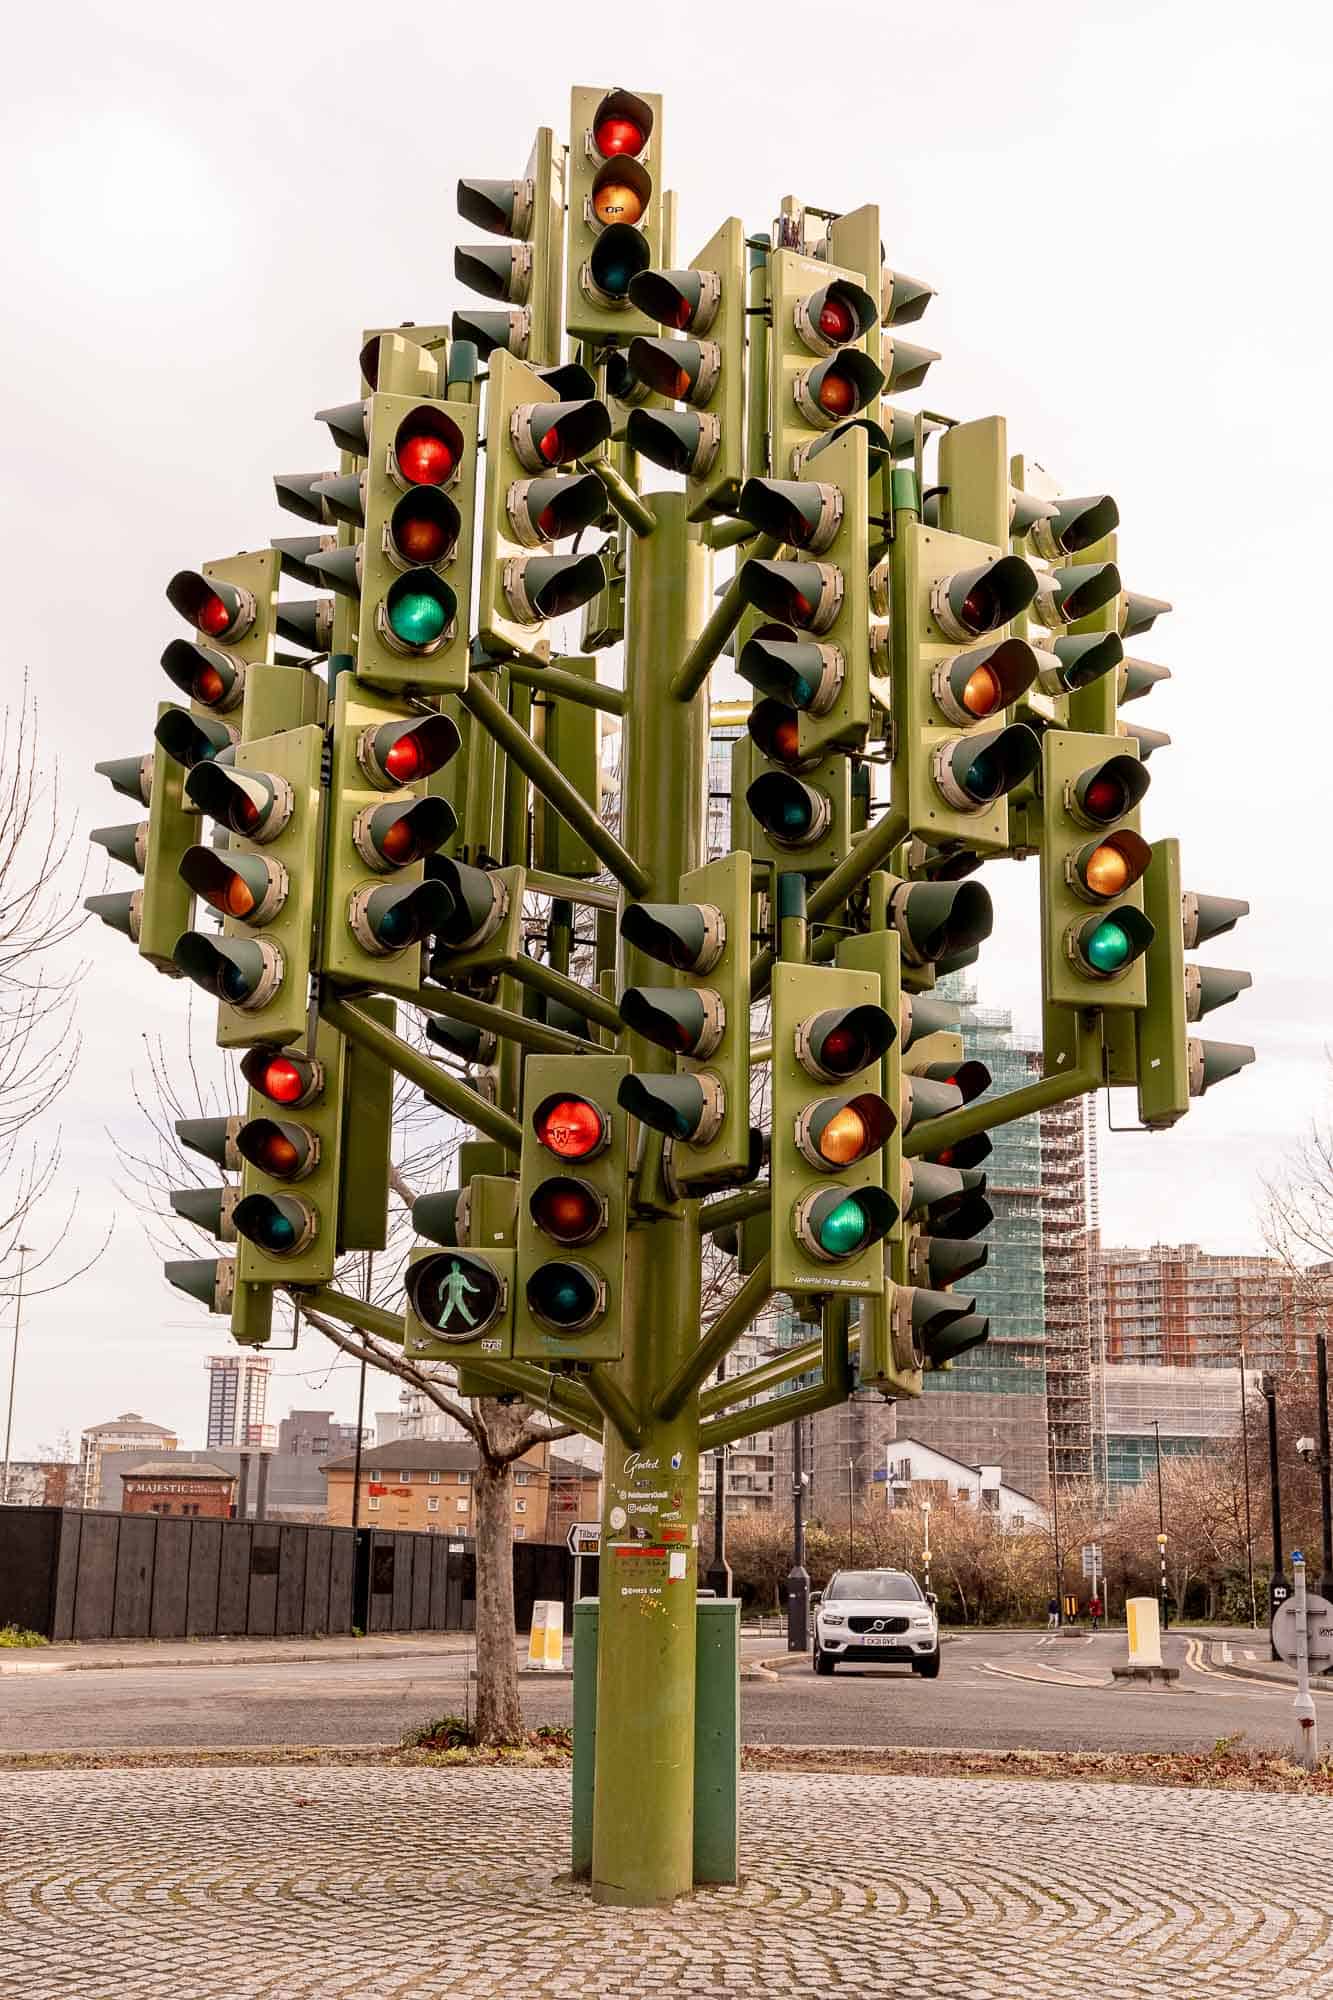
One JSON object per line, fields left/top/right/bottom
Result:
{"left": 0, "top": 1629, "right": 1314, "bottom": 1755}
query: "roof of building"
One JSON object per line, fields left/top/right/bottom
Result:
{"left": 120, "top": 1458, "right": 233, "bottom": 1482}
{"left": 320, "top": 1439, "right": 596, "bottom": 1479}
{"left": 84, "top": 1414, "right": 177, "bottom": 1441}
{"left": 894, "top": 1436, "right": 1040, "bottom": 1506}
{"left": 95, "top": 1449, "right": 328, "bottom": 1514}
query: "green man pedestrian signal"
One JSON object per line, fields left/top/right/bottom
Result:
{"left": 770, "top": 962, "right": 897, "bottom": 1296}
{"left": 617, "top": 851, "right": 752, "bottom": 1189}
{"left": 566, "top": 86, "right": 664, "bottom": 344}
{"left": 173, "top": 724, "right": 324, "bottom": 1047}
{"left": 476, "top": 348, "right": 610, "bottom": 659}
{"left": 404, "top": 1174, "right": 518, "bottom": 1361}
{"left": 229, "top": 1024, "right": 346, "bottom": 1284}
{"left": 515, "top": 1053, "right": 629, "bottom": 1363}
{"left": 1040, "top": 730, "right": 1154, "bottom": 1010}
{"left": 320, "top": 675, "right": 459, "bottom": 997}
{"left": 310, "top": 390, "right": 477, "bottom": 696}
{"left": 624, "top": 216, "right": 747, "bottom": 518}
{"left": 736, "top": 425, "right": 873, "bottom": 756}
{"left": 455, "top": 126, "right": 566, "bottom": 368}
{"left": 1133, "top": 839, "right": 1254, "bottom": 1128}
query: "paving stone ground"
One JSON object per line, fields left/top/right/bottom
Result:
{"left": 5, "top": 1766, "right": 1333, "bottom": 1998}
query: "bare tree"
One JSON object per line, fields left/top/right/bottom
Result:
{"left": 0, "top": 673, "right": 109, "bottom": 1309}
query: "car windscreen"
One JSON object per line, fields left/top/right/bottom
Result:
{"left": 826, "top": 1571, "right": 922, "bottom": 1602}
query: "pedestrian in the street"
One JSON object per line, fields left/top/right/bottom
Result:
{"left": 1047, "top": 1596, "right": 1060, "bottom": 1630}
{"left": 1089, "top": 1592, "right": 1103, "bottom": 1633}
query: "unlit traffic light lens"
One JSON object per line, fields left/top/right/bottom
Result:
{"left": 530, "top": 1176, "right": 606, "bottom": 1245}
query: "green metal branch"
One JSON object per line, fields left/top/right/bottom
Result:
{"left": 668, "top": 534, "right": 779, "bottom": 702}
{"left": 320, "top": 993, "right": 523, "bottom": 1151}
{"left": 583, "top": 1365, "right": 642, "bottom": 1448}
{"left": 749, "top": 808, "right": 910, "bottom": 997}
{"left": 700, "top": 1376, "right": 842, "bottom": 1453}
{"left": 902, "top": 1046, "right": 1102, "bottom": 1158}
{"left": 701, "top": 516, "right": 760, "bottom": 552}
{"left": 413, "top": 985, "right": 604, "bottom": 1057}
{"left": 524, "top": 869, "right": 622, "bottom": 910}
{"left": 652, "top": 1257, "right": 772, "bottom": 1421}
{"left": 505, "top": 657, "right": 626, "bottom": 715}
{"left": 698, "top": 1335, "right": 821, "bottom": 1416}
{"left": 297, "top": 1285, "right": 407, "bottom": 1343}
{"left": 509, "top": 953, "right": 624, "bottom": 1035}
{"left": 461, "top": 675, "right": 650, "bottom": 898}
{"left": 696, "top": 1184, "right": 768, "bottom": 1233}
{"left": 581, "top": 454, "right": 657, "bottom": 539}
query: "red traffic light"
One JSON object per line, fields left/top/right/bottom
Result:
{"left": 532, "top": 1092, "right": 608, "bottom": 1162}
{"left": 590, "top": 88, "right": 654, "bottom": 160}
{"left": 393, "top": 408, "right": 464, "bottom": 488}
{"left": 240, "top": 1048, "right": 324, "bottom": 1109}
{"left": 166, "top": 571, "right": 256, "bottom": 647}
{"left": 357, "top": 712, "right": 462, "bottom": 790}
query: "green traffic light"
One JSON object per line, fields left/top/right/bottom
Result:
{"left": 388, "top": 585, "right": 449, "bottom": 647}
{"left": 1085, "top": 918, "right": 1131, "bottom": 972}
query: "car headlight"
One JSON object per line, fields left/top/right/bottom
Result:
{"left": 909, "top": 1615, "right": 933, "bottom": 1628}
{"left": 821, "top": 1611, "right": 846, "bottom": 1626}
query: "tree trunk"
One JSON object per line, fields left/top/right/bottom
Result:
{"left": 472, "top": 1451, "right": 523, "bottom": 1747}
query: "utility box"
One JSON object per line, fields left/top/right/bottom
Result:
{"left": 572, "top": 1596, "right": 740, "bottom": 1885}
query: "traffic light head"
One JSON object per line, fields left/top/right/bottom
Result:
{"left": 625, "top": 408, "right": 719, "bottom": 479}
{"left": 356, "top": 711, "right": 461, "bottom": 790}
{"left": 154, "top": 707, "right": 237, "bottom": 772}
{"left": 738, "top": 630, "right": 843, "bottom": 716}
{"left": 240, "top": 1047, "right": 324, "bottom": 1108}
{"left": 516, "top": 1053, "right": 629, "bottom": 1361}
{"left": 931, "top": 555, "right": 1038, "bottom": 643}
{"left": 929, "top": 637, "right": 1039, "bottom": 726}
{"left": 793, "top": 349, "right": 884, "bottom": 430}
{"left": 888, "top": 877, "right": 994, "bottom": 971}
{"left": 405, "top": 1248, "right": 512, "bottom": 1348}
{"left": 173, "top": 933, "right": 283, "bottom": 1012}
{"left": 510, "top": 397, "right": 612, "bottom": 473}
{"left": 932, "top": 724, "right": 1041, "bottom": 813}
{"left": 166, "top": 570, "right": 254, "bottom": 646}
{"left": 1028, "top": 494, "right": 1120, "bottom": 562}
{"left": 179, "top": 846, "right": 287, "bottom": 927}
{"left": 1041, "top": 730, "right": 1154, "bottom": 1008}
{"left": 626, "top": 336, "right": 720, "bottom": 407}
{"left": 628, "top": 264, "right": 720, "bottom": 332}
{"left": 160, "top": 639, "right": 244, "bottom": 714}
{"left": 1030, "top": 559, "right": 1123, "bottom": 631}
{"left": 185, "top": 761, "right": 292, "bottom": 842}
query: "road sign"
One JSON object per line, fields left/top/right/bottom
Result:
{"left": 568, "top": 1521, "right": 601, "bottom": 1558}
{"left": 1081, "top": 1544, "right": 1103, "bottom": 1577}
{"left": 1272, "top": 1592, "right": 1333, "bottom": 1670}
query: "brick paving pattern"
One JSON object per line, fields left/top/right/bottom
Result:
{"left": 5, "top": 1767, "right": 1333, "bottom": 1998}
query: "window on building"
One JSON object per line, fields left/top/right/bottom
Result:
{"left": 368, "top": 1498, "right": 381, "bottom": 1513}
{"left": 457, "top": 1471, "right": 469, "bottom": 1485}
{"left": 429, "top": 1471, "right": 441, "bottom": 1485}
{"left": 514, "top": 1470, "right": 533, "bottom": 1485}
{"left": 313, "top": 1439, "right": 328, "bottom": 1455}
{"left": 515, "top": 1499, "right": 527, "bottom": 1514}
{"left": 426, "top": 1498, "right": 440, "bottom": 1513}
{"left": 514, "top": 1526, "right": 525, "bottom": 1540}
{"left": 399, "top": 1470, "right": 412, "bottom": 1483}
{"left": 456, "top": 1498, "right": 469, "bottom": 1513}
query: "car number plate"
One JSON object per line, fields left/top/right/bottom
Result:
{"left": 861, "top": 1633, "right": 900, "bottom": 1646}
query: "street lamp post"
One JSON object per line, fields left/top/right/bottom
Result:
{"left": 1, "top": 1245, "right": 32, "bottom": 1506}
{"left": 1262, "top": 1372, "right": 1290, "bottom": 1660}
{"left": 1316, "top": 1335, "right": 1333, "bottom": 1602}
{"left": 921, "top": 1498, "right": 932, "bottom": 1601}
{"left": 786, "top": 1415, "right": 810, "bottom": 1651}
{"left": 1238, "top": 1344, "right": 1258, "bottom": 1628}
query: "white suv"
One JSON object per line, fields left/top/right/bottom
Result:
{"left": 812, "top": 1568, "right": 940, "bottom": 1677}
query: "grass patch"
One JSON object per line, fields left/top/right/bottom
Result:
{"left": 0, "top": 1625, "right": 48, "bottom": 1649}
{"left": 396, "top": 1715, "right": 574, "bottom": 1766}
{"left": 741, "top": 1741, "right": 1333, "bottom": 1794}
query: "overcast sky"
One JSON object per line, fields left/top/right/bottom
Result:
{"left": 2, "top": 0, "right": 1329, "bottom": 1458}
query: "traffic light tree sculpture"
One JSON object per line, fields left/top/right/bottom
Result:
{"left": 89, "top": 85, "right": 1253, "bottom": 1911}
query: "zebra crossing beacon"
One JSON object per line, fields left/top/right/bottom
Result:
{"left": 87, "top": 84, "right": 1255, "bottom": 1909}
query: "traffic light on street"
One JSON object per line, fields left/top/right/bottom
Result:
{"left": 320, "top": 675, "right": 459, "bottom": 996}
{"left": 1133, "top": 839, "right": 1254, "bottom": 1128}
{"left": 625, "top": 216, "right": 747, "bottom": 518}
{"left": 228, "top": 1023, "right": 347, "bottom": 1284}
{"left": 891, "top": 502, "right": 1043, "bottom": 853}
{"left": 405, "top": 1174, "right": 519, "bottom": 1361}
{"left": 566, "top": 86, "right": 664, "bottom": 343}
{"left": 617, "top": 850, "right": 752, "bottom": 1188}
{"left": 732, "top": 704, "right": 852, "bottom": 877}
{"left": 515, "top": 1054, "right": 630, "bottom": 1362}
{"left": 173, "top": 724, "right": 324, "bottom": 1047}
{"left": 1040, "top": 730, "right": 1154, "bottom": 1011}
{"left": 312, "top": 386, "right": 478, "bottom": 695}
{"left": 770, "top": 963, "right": 897, "bottom": 1296}
{"left": 455, "top": 127, "right": 566, "bottom": 368}
{"left": 476, "top": 348, "right": 609, "bottom": 659}
{"left": 736, "top": 424, "right": 873, "bottom": 756}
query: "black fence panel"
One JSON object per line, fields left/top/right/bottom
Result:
{"left": 0, "top": 1509, "right": 581, "bottom": 1642}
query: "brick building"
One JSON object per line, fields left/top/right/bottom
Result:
{"left": 78, "top": 1414, "right": 178, "bottom": 1510}
{"left": 320, "top": 1440, "right": 600, "bottom": 1537}
{"left": 1095, "top": 1243, "right": 1323, "bottom": 1372}
{"left": 119, "top": 1459, "right": 236, "bottom": 1519}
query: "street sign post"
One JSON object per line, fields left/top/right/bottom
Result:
{"left": 568, "top": 1519, "right": 601, "bottom": 1605}
{"left": 1273, "top": 1553, "right": 1324, "bottom": 1767}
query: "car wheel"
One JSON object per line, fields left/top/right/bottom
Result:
{"left": 912, "top": 1647, "right": 941, "bottom": 1679}
{"left": 813, "top": 1643, "right": 835, "bottom": 1675}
